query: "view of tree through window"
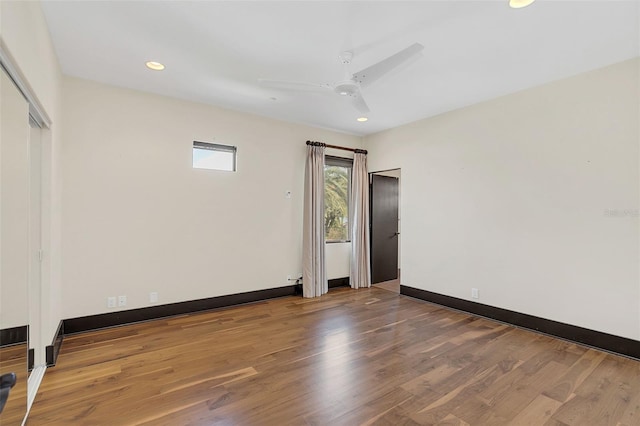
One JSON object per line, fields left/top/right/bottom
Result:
{"left": 325, "top": 158, "right": 352, "bottom": 241}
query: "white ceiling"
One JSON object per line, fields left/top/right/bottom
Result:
{"left": 41, "top": 1, "right": 639, "bottom": 136}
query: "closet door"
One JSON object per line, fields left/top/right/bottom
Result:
{"left": 0, "top": 68, "right": 30, "bottom": 423}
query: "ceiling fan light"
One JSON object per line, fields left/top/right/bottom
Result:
{"left": 509, "top": 0, "right": 535, "bottom": 8}
{"left": 145, "top": 61, "right": 165, "bottom": 71}
{"left": 357, "top": 117, "right": 368, "bottom": 122}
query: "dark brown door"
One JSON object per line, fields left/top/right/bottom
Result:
{"left": 370, "top": 174, "right": 399, "bottom": 284}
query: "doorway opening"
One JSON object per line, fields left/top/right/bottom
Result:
{"left": 370, "top": 169, "right": 400, "bottom": 294}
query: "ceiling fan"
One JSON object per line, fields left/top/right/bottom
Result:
{"left": 259, "top": 43, "right": 424, "bottom": 114}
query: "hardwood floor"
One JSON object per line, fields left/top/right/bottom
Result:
{"left": 373, "top": 269, "right": 400, "bottom": 293}
{"left": 0, "top": 343, "right": 28, "bottom": 425}
{"left": 373, "top": 278, "right": 400, "bottom": 294}
{"left": 28, "top": 288, "right": 640, "bottom": 425}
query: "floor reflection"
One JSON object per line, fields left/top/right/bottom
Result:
{"left": 0, "top": 343, "right": 27, "bottom": 425}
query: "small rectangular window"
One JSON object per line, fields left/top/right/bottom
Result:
{"left": 193, "top": 141, "right": 237, "bottom": 172}
{"left": 324, "top": 156, "right": 353, "bottom": 242}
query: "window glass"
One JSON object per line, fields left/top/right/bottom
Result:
{"left": 193, "top": 141, "right": 236, "bottom": 171}
{"left": 325, "top": 156, "right": 352, "bottom": 242}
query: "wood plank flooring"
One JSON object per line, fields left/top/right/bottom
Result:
{"left": 373, "top": 278, "right": 400, "bottom": 294}
{"left": 0, "top": 343, "right": 28, "bottom": 425}
{"left": 28, "top": 288, "right": 640, "bottom": 425}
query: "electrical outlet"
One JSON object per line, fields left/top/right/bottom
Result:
{"left": 107, "top": 296, "right": 116, "bottom": 308}
{"left": 118, "top": 295, "right": 127, "bottom": 307}
{"left": 149, "top": 292, "right": 158, "bottom": 303}
{"left": 471, "top": 288, "right": 479, "bottom": 299}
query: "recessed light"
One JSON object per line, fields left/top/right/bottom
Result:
{"left": 509, "top": 0, "right": 535, "bottom": 8}
{"left": 357, "top": 117, "right": 368, "bottom": 122}
{"left": 145, "top": 61, "right": 165, "bottom": 71}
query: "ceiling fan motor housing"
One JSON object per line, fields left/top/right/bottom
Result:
{"left": 334, "top": 80, "right": 360, "bottom": 97}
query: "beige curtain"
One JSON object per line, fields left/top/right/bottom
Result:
{"left": 350, "top": 151, "right": 371, "bottom": 289}
{"left": 303, "top": 143, "right": 327, "bottom": 298}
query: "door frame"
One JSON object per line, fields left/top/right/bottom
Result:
{"left": 369, "top": 168, "right": 401, "bottom": 284}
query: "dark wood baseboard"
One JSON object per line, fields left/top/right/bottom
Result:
{"left": 28, "top": 348, "right": 34, "bottom": 371}
{"left": 0, "top": 325, "right": 28, "bottom": 347}
{"left": 46, "top": 320, "right": 64, "bottom": 366}
{"left": 63, "top": 285, "right": 297, "bottom": 336}
{"left": 329, "top": 277, "right": 350, "bottom": 288}
{"left": 400, "top": 285, "right": 640, "bottom": 360}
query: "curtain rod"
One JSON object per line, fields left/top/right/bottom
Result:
{"left": 306, "top": 140, "right": 367, "bottom": 155}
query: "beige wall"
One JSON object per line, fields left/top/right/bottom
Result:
{"left": 0, "top": 1, "right": 61, "bottom": 116}
{"left": 61, "top": 77, "right": 361, "bottom": 319}
{"left": 366, "top": 58, "right": 640, "bottom": 340}
{"left": 326, "top": 242, "right": 351, "bottom": 280}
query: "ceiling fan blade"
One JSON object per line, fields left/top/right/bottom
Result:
{"left": 352, "top": 93, "right": 370, "bottom": 114}
{"left": 258, "top": 79, "right": 332, "bottom": 93}
{"left": 352, "top": 43, "right": 424, "bottom": 88}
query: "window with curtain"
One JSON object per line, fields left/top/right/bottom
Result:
{"left": 324, "top": 156, "right": 353, "bottom": 242}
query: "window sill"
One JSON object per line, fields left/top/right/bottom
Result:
{"left": 325, "top": 240, "right": 351, "bottom": 244}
